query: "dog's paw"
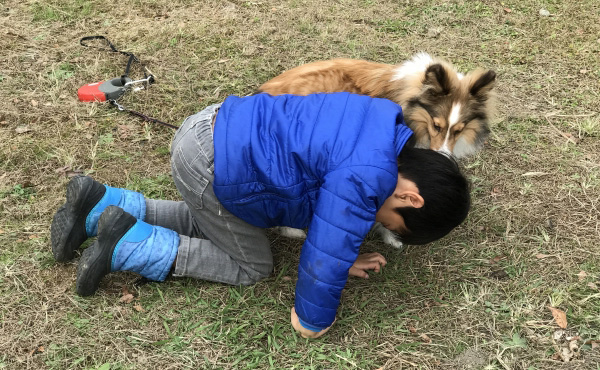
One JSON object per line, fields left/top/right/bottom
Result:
{"left": 383, "top": 234, "right": 404, "bottom": 250}
{"left": 277, "top": 226, "right": 307, "bottom": 239}
{"left": 375, "top": 224, "right": 404, "bottom": 250}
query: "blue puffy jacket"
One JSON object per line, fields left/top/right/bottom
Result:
{"left": 213, "top": 92, "right": 413, "bottom": 329}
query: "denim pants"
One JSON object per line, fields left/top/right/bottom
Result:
{"left": 144, "top": 104, "right": 273, "bottom": 285}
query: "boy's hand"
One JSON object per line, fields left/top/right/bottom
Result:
{"left": 349, "top": 252, "right": 387, "bottom": 279}
{"left": 290, "top": 307, "right": 332, "bottom": 339}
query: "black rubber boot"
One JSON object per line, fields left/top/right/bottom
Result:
{"left": 51, "top": 175, "right": 106, "bottom": 262}
{"left": 76, "top": 206, "right": 137, "bottom": 296}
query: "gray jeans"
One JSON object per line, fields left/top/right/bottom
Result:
{"left": 143, "top": 104, "right": 273, "bottom": 285}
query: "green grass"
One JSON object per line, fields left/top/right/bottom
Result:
{"left": 1, "top": 0, "right": 600, "bottom": 368}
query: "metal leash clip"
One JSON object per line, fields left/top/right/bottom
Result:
{"left": 124, "top": 75, "right": 155, "bottom": 92}
{"left": 109, "top": 99, "right": 126, "bottom": 111}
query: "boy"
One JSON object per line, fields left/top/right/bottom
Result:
{"left": 51, "top": 92, "right": 470, "bottom": 338}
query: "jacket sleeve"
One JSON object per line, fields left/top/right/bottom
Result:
{"left": 293, "top": 166, "right": 395, "bottom": 329}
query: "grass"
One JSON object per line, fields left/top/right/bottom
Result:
{"left": 1, "top": 0, "right": 600, "bottom": 368}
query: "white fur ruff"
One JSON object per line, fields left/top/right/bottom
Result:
{"left": 276, "top": 226, "right": 307, "bottom": 239}
{"left": 391, "top": 52, "right": 433, "bottom": 81}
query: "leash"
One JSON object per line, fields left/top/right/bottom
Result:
{"left": 80, "top": 35, "right": 152, "bottom": 82}
{"left": 109, "top": 100, "right": 179, "bottom": 130}
{"left": 77, "top": 36, "right": 179, "bottom": 130}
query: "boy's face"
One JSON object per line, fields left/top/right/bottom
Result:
{"left": 375, "top": 175, "right": 424, "bottom": 235}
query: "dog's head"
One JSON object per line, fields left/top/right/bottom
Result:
{"left": 391, "top": 55, "right": 496, "bottom": 158}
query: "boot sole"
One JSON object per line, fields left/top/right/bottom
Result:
{"left": 76, "top": 206, "right": 137, "bottom": 296}
{"left": 51, "top": 176, "right": 105, "bottom": 262}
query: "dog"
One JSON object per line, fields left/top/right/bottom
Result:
{"left": 259, "top": 53, "right": 495, "bottom": 248}
{"left": 259, "top": 52, "right": 496, "bottom": 158}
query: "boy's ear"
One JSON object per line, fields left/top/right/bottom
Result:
{"left": 396, "top": 191, "right": 424, "bottom": 209}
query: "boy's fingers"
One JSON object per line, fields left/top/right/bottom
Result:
{"left": 369, "top": 253, "right": 387, "bottom": 265}
{"left": 365, "top": 260, "right": 382, "bottom": 272}
{"left": 362, "top": 253, "right": 386, "bottom": 265}
{"left": 349, "top": 266, "right": 369, "bottom": 278}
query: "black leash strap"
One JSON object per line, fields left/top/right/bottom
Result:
{"left": 80, "top": 36, "right": 150, "bottom": 81}
{"left": 80, "top": 35, "right": 177, "bottom": 130}
{"left": 110, "top": 100, "right": 179, "bottom": 130}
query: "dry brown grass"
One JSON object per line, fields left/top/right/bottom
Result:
{"left": 1, "top": 0, "right": 599, "bottom": 369}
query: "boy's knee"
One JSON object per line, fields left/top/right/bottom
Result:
{"left": 240, "top": 262, "right": 273, "bottom": 285}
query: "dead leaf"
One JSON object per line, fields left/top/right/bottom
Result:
{"left": 563, "top": 132, "right": 580, "bottom": 144}
{"left": 561, "top": 347, "right": 573, "bottom": 362}
{"left": 587, "top": 282, "right": 598, "bottom": 290}
{"left": 490, "top": 255, "right": 505, "bottom": 264}
{"left": 31, "top": 100, "right": 38, "bottom": 107}
{"left": 55, "top": 166, "right": 84, "bottom": 178}
{"left": 29, "top": 345, "right": 44, "bottom": 356}
{"left": 490, "top": 187, "right": 502, "bottom": 197}
{"left": 117, "top": 124, "right": 136, "bottom": 139}
{"left": 408, "top": 326, "right": 417, "bottom": 334}
{"left": 419, "top": 333, "right": 432, "bottom": 343}
{"left": 535, "top": 253, "right": 552, "bottom": 259}
{"left": 28, "top": 234, "right": 38, "bottom": 239}
{"left": 584, "top": 339, "right": 600, "bottom": 349}
{"left": 548, "top": 306, "right": 568, "bottom": 329}
{"left": 120, "top": 293, "right": 134, "bottom": 304}
{"left": 0, "top": 229, "right": 4, "bottom": 234}
{"left": 577, "top": 270, "right": 587, "bottom": 281}
{"left": 15, "top": 125, "right": 32, "bottom": 134}
{"left": 426, "top": 28, "right": 441, "bottom": 38}
{"left": 66, "top": 170, "right": 84, "bottom": 178}
{"left": 133, "top": 304, "right": 145, "bottom": 312}
{"left": 282, "top": 276, "right": 292, "bottom": 281}
{"left": 503, "top": 8, "right": 512, "bottom": 13}
{"left": 580, "top": 69, "right": 588, "bottom": 74}
{"left": 120, "top": 286, "right": 134, "bottom": 304}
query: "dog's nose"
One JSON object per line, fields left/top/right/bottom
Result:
{"left": 437, "top": 147, "right": 453, "bottom": 158}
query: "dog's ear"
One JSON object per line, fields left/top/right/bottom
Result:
{"left": 469, "top": 70, "right": 496, "bottom": 96}
{"left": 423, "top": 64, "right": 451, "bottom": 95}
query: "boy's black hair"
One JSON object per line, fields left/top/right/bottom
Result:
{"left": 395, "top": 147, "right": 470, "bottom": 245}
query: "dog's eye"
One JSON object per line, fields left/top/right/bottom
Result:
{"left": 453, "top": 125, "right": 465, "bottom": 135}
{"left": 433, "top": 123, "right": 441, "bottom": 132}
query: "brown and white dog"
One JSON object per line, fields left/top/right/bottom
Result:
{"left": 259, "top": 53, "right": 496, "bottom": 158}
{"left": 260, "top": 53, "right": 496, "bottom": 248}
